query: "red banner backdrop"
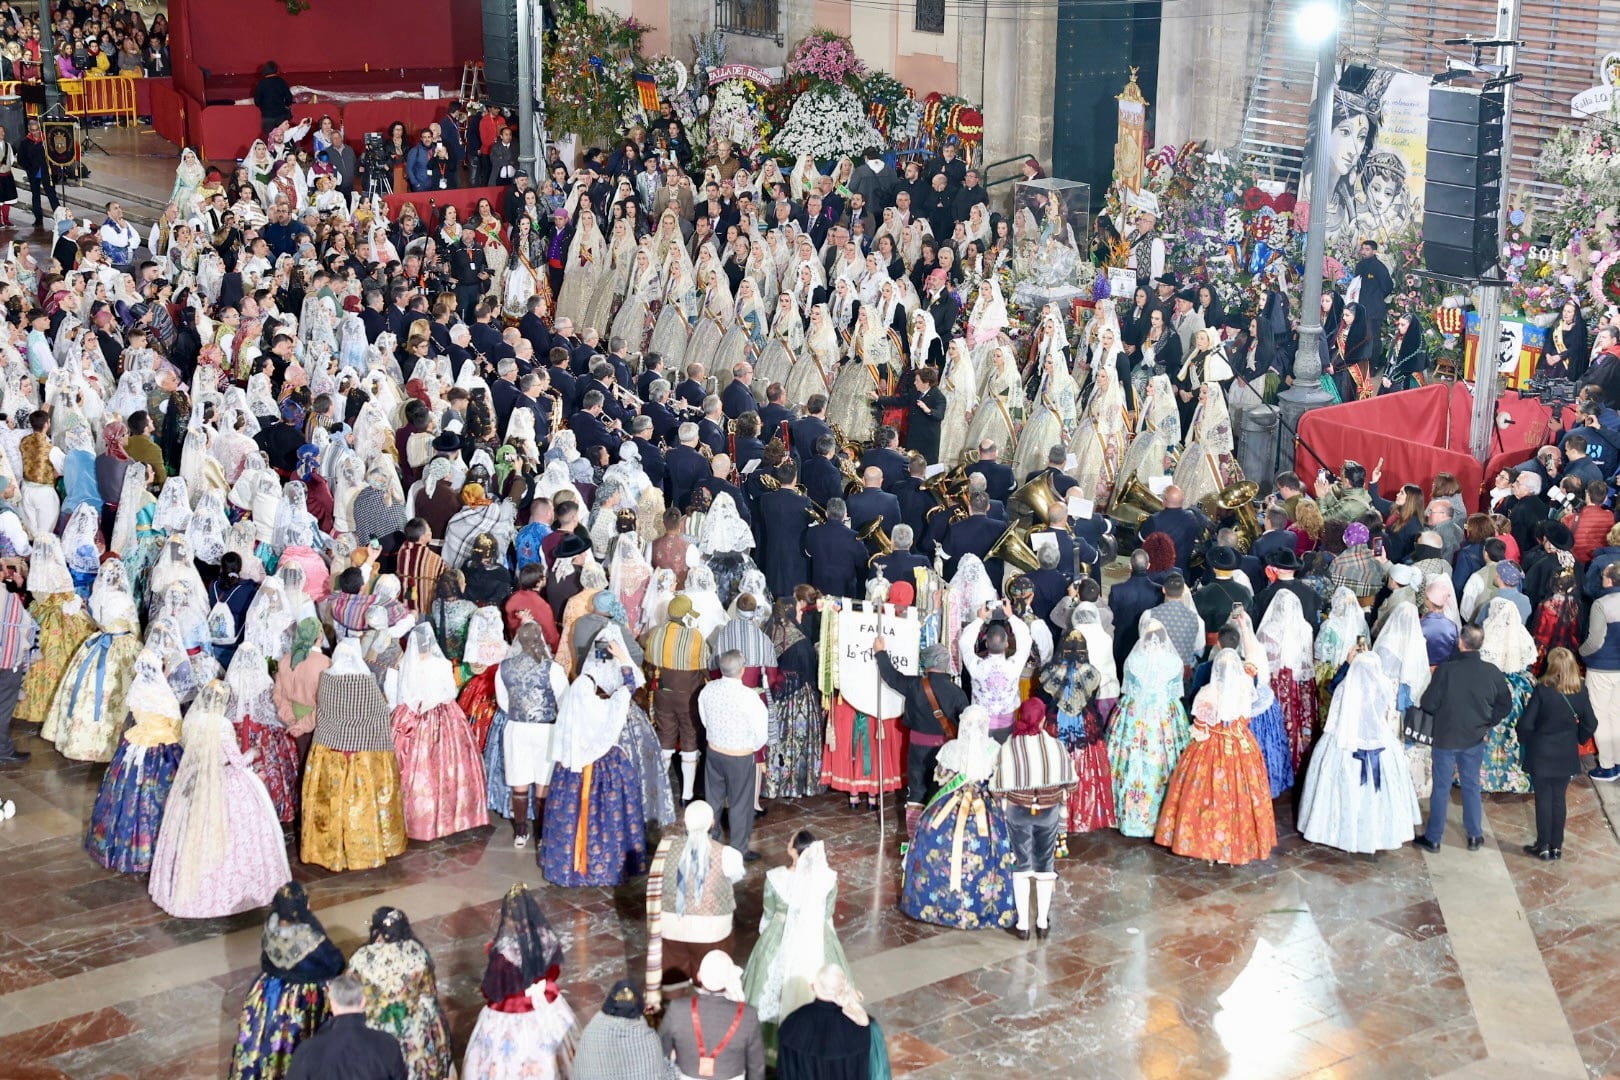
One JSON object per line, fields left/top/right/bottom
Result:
{"left": 382, "top": 186, "right": 508, "bottom": 228}
{"left": 1294, "top": 383, "right": 1554, "bottom": 513}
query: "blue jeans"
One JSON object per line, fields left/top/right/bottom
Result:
{"left": 1424, "top": 741, "right": 1486, "bottom": 843}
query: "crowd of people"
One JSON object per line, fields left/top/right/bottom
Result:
{"left": 0, "top": 74, "right": 1616, "bottom": 1077}
{"left": 0, "top": 0, "right": 171, "bottom": 82}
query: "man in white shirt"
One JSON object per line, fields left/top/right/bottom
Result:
{"left": 697, "top": 650, "right": 769, "bottom": 861}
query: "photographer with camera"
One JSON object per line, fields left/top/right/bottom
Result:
{"left": 406, "top": 128, "right": 451, "bottom": 193}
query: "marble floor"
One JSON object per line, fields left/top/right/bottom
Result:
{"left": 1, "top": 720, "right": 1618, "bottom": 1080}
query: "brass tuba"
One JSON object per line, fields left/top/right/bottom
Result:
{"left": 1008, "top": 472, "right": 1061, "bottom": 527}
{"left": 857, "top": 515, "right": 894, "bottom": 556}
{"left": 987, "top": 523, "right": 1043, "bottom": 574}
{"left": 1217, "top": 480, "right": 1262, "bottom": 552}
{"left": 1109, "top": 476, "right": 1164, "bottom": 528}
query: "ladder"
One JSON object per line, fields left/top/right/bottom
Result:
{"left": 460, "top": 62, "right": 485, "bottom": 104}
{"left": 1235, "top": 0, "right": 1394, "bottom": 185}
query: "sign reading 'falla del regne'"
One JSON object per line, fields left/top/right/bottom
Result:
{"left": 1571, "top": 51, "right": 1620, "bottom": 118}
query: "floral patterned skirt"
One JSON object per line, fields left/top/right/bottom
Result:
{"left": 900, "top": 782, "right": 1017, "bottom": 930}
{"left": 1107, "top": 697, "right": 1190, "bottom": 838}
{"left": 299, "top": 747, "right": 407, "bottom": 872}
{"left": 1272, "top": 670, "right": 1319, "bottom": 775}
{"left": 1250, "top": 698, "right": 1294, "bottom": 799}
{"left": 764, "top": 683, "right": 826, "bottom": 800}
{"left": 461, "top": 996, "right": 576, "bottom": 1080}
{"left": 1153, "top": 720, "right": 1278, "bottom": 866}
{"left": 1481, "top": 671, "right": 1534, "bottom": 794}
{"left": 85, "top": 740, "right": 182, "bottom": 874}
{"left": 238, "top": 718, "right": 301, "bottom": 823}
{"left": 539, "top": 748, "right": 646, "bottom": 887}
{"left": 393, "top": 701, "right": 489, "bottom": 841}
{"left": 229, "top": 974, "right": 328, "bottom": 1080}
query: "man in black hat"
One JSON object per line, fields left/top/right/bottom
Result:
{"left": 1254, "top": 547, "right": 1319, "bottom": 629}
{"left": 1193, "top": 547, "right": 1253, "bottom": 647}
{"left": 544, "top": 533, "right": 592, "bottom": 620}
{"left": 1152, "top": 271, "right": 1179, "bottom": 320}
{"left": 1171, "top": 286, "right": 1206, "bottom": 359}
{"left": 430, "top": 430, "right": 465, "bottom": 472}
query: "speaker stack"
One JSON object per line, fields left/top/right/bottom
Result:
{"left": 482, "top": 0, "right": 521, "bottom": 109}
{"left": 1422, "top": 88, "right": 1505, "bottom": 279}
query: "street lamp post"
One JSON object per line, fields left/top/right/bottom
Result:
{"left": 1276, "top": 0, "right": 1340, "bottom": 474}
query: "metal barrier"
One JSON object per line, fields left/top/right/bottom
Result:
{"left": 57, "top": 76, "right": 139, "bottom": 126}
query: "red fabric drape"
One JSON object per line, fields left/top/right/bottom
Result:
{"left": 1294, "top": 383, "right": 1553, "bottom": 513}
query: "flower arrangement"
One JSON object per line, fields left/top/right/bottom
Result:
{"left": 707, "top": 78, "right": 771, "bottom": 158}
{"left": 771, "top": 85, "right": 884, "bottom": 162}
{"left": 786, "top": 29, "right": 866, "bottom": 89}
{"left": 862, "top": 71, "right": 921, "bottom": 145}
{"left": 1592, "top": 252, "right": 1620, "bottom": 311}
{"left": 544, "top": 11, "right": 648, "bottom": 147}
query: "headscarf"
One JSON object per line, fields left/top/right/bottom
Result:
{"left": 935, "top": 704, "right": 999, "bottom": 781}
{"left": 811, "top": 964, "right": 870, "bottom": 1027}
{"left": 1372, "top": 601, "right": 1431, "bottom": 699}
{"left": 102, "top": 418, "right": 130, "bottom": 461}
{"left": 289, "top": 617, "right": 322, "bottom": 666}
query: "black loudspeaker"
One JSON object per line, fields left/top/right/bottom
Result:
{"left": 1422, "top": 88, "right": 1505, "bottom": 279}
{"left": 482, "top": 0, "right": 520, "bottom": 108}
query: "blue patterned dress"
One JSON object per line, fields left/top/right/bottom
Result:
{"left": 1107, "top": 641, "right": 1190, "bottom": 837}
{"left": 85, "top": 708, "right": 184, "bottom": 873}
{"left": 539, "top": 745, "right": 646, "bottom": 887}
{"left": 1481, "top": 670, "right": 1534, "bottom": 794}
{"left": 1248, "top": 669, "right": 1294, "bottom": 799}
{"left": 900, "top": 773, "right": 1017, "bottom": 930}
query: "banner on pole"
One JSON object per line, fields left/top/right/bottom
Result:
{"left": 835, "top": 603, "right": 920, "bottom": 720}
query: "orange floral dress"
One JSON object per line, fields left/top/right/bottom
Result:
{"left": 1153, "top": 701, "right": 1278, "bottom": 865}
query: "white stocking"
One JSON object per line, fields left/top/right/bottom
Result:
{"left": 1034, "top": 872, "right": 1057, "bottom": 929}
{"left": 680, "top": 750, "right": 700, "bottom": 802}
{"left": 1011, "top": 871, "right": 1033, "bottom": 931}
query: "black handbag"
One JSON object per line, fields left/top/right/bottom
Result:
{"left": 1402, "top": 704, "right": 1435, "bottom": 746}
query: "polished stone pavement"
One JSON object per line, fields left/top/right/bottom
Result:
{"left": 2, "top": 718, "right": 1618, "bottom": 1080}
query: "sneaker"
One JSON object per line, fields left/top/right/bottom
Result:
{"left": 513, "top": 833, "right": 527, "bottom": 850}
{"left": 1590, "top": 765, "right": 1620, "bottom": 782}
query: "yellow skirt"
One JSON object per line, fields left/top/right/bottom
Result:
{"left": 300, "top": 746, "right": 408, "bottom": 871}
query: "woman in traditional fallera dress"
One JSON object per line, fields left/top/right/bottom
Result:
{"left": 963, "top": 344, "right": 1025, "bottom": 461}
{"left": 1014, "top": 349, "right": 1079, "bottom": 481}
{"left": 539, "top": 637, "right": 647, "bottom": 887}
{"left": 754, "top": 290, "right": 803, "bottom": 394}
{"left": 687, "top": 267, "right": 733, "bottom": 370}
{"left": 743, "top": 832, "right": 855, "bottom": 1062}
{"left": 462, "top": 884, "right": 577, "bottom": 1080}
{"left": 553, "top": 207, "right": 606, "bottom": 330}
{"left": 390, "top": 623, "right": 488, "bottom": 841}
{"left": 1256, "top": 589, "right": 1320, "bottom": 775}
{"left": 935, "top": 337, "right": 977, "bottom": 467}
{"left": 764, "top": 597, "right": 826, "bottom": 799}
{"left": 826, "top": 309, "right": 886, "bottom": 444}
{"left": 1297, "top": 652, "right": 1422, "bottom": 853}
{"left": 1372, "top": 601, "right": 1435, "bottom": 800}
{"left": 900, "top": 705, "right": 1018, "bottom": 930}
{"left": 301, "top": 638, "right": 408, "bottom": 872}
{"left": 1115, "top": 374, "right": 1180, "bottom": 496}
{"left": 609, "top": 241, "right": 662, "bottom": 352}
{"left": 44, "top": 582, "right": 142, "bottom": 763}
{"left": 1172, "top": 381, "right": 1238, "bottom": 512}
{"left": 1108, "top": 620, "right": 1190, "bottom": 836}
{"left": 148, "top": 681, "right": 290, "bottom": 917}
{"left": 484, "top": 622, "right": 567, "bottom": 847}
{"left": 1154, "top": 650, "right": 1278, "bottom": 865}
{"left": 1478, "top": 597, "right": 1537, "bottom": 794}
{"left": 788, "top": 303, "right": 840, "bottom": 407}
{"left": 1066, "top": 357, "right": 1130, "bottom": 508}
{"left": 649, "top": 250, "right": 696, "bottom": 369}
{"left": 229, "top": 882, "right": 347, "bottom": 1080}
{"left": 16, "top": 534, "right": 96, "bottom": 723}
{"left": 1041, "top": 632, "right": 1118, "bottom": 833}
{"left": 84, "top": 648, "right": 184, "bottom": 874}
{"left": 225, "top": 642, "right": 300, "bottom": 824}
{"left": 1234, "top": 609, "right": 1293, "bottom": 799}
{"left": 346, "top": 907, "right": 457, "bottom": 1080}
{"left": 1315, "top": 586, "right": 1365, "bottom": 713}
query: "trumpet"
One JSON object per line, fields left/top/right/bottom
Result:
{"left": 608, "top": 380, "right": 643, "bottom": 411}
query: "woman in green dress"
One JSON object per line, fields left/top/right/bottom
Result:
{"left": 741, "top": 830, "right": 852, "bottom": 1062}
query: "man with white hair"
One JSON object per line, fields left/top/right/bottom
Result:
{"left": 1507, "top": 469, "right": 1551, "bottom": 554}
{"left": 721, "top": 360, "right": 756, "bottom": 420}
{"left": 287, "top": 973, "right": 407, "bottom": 1078}
{"left": 869, "top": 522, "right": 928, "bottom": 586}
{"left": 644, "top": 800, "right": 744, "bottom": 1008}
{"left": 698, "top": 649, "right": 769, "bottom": 861}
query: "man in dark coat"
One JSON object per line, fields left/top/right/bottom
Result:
{"left": 943, "top": 493, "right": 1006, "bottom": 587}
{"left": 721, "top": 362, "right": 758, "bottom": 420}
{"left": 791, "top": 394, "right": 835, "bottom": 462}
{"left": 568, "top": 390, "right": 623, "bottom": 458}
{"left": 1107, "top": 549, "right": 1162, "bottom": 669}
{"left": 628, "top": 416, "right": 666, "bottom": 490}
{"left": 1140, "top": 486, "right": 1206, "bottom": 571}
{"left": 1414, "top": 624, "right": 1512, "bottom": 853}
{"left": 758, "top": 463, "right": 815, "bottom": 598}
{"left": 757, "top": 384, "right": 797, "bottom": 446}
{"left": 870, "top": 523, "right": 930, "bottom": 587}
{"left": 965, "top": 443, "right": 1015, "bottom": 503}
{"left": 1353, "top": 240, "right": 1395, "bottom": 342}
{"left": 846, "top": 468, "right": 903, "bottom": 549}
{"left": 858, "top": 427, "right": 911, "bottom": 490}
{"left": 664, "top": 424, "right": 709, "bottom": 511}
{"left": 1253, "top": 548, "right": 1321, "bottom": 629}
{"left": 804, "top": 500, "right": 870, "bottom": 599}
{"left": 519, "top": 297, "right": 553, "bottom": 359}
{"left": 875, "top": 369, "right": 947, "bottom": 466}
{"left": 802, "top": 435, "right": 847, "bottom": 511}
{"left": 288, "top": 974, "right": 406, "bottom": 1080}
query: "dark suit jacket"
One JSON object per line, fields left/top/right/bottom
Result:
{"left": 643, "top": 400, "right": 680, "bottom": 446}
{"left": 859, "top": 447, "right": 911, "bottom": 491}
{"left": 871, "top": 550, "right": 929, "bottom": 586}
{"left": 759, "top": 488, "right": 815, "bottom": 598}
{"left": 490, "top": 378, "right": 522, "bottom": 434}
{"left": 846, "top": 488, "right": 903, "bottom": 535}
{"left": 966, "top": 460, "right": 1015, "bottom": 503}
{"left": 758, "top": 403, "right": 796, "bottom": 443}
{"left": 632, "top": 437, "right": 666, "bottom": 489}
{"left": 791, "top": 416, "right": 834, "bottom": 458}
{"left": 804, "top": 521, "right": 870, "bottom": 599}
{"left": 665, "top": 445, "right": 709, "bottom": 510}
{"left": 676, "top": 378, "right": 707, "bottom": 410}
{"left": 721, "top": 379, "right": 758, "bottom": 420}
{"left": 1141, "top": 507, "right": 1204, "bottom": 569}
{"left": 518, "top": 313, "right": 552, "bottom": 362}
{"left": 548, "top": 366, "right": 579, "bottom": 415}
{"left": 686, "top": 418, "right": 720, "bottom": 459}
{"left": 803, "top": 456, "right": 845, "bottom": 510}
{"left": 568, "top": 410, "right": 620, "bottom": 457}
{"left": 891, "top": 476, "right": 934, "bottom": 539}
{"left": 943, "top": 514, "right": 1005, "bottom": 586}
{"left": 1107, "top": 571, "right": 1162, "bottom": 663}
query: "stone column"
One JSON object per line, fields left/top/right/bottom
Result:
{"left": 1154, "top": 0, "right": 1267, "bottom": 148}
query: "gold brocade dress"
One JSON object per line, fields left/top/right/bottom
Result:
{"left": 18, "top": 593, "right": 96, "bottom": 724}
{"left": 300, "top": 672, "right": 407, "bottom": 872}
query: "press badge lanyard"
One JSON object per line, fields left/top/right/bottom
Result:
{"left": 691, "top": 997, "right": 745, "bottom": 1078}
